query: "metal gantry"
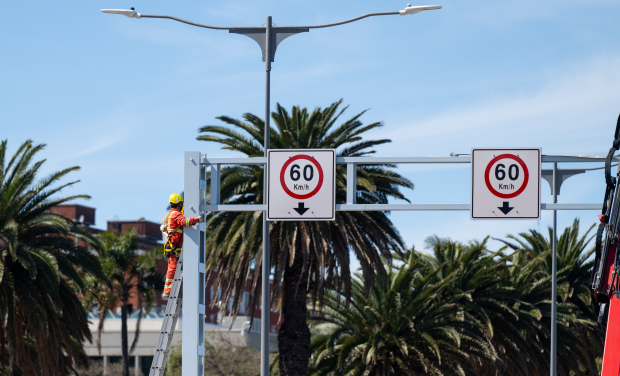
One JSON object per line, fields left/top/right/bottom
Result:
{"left": 201, "top": 154, "right": 609, "bottom": 213}
{"left": 169, "top": 152, "right": 611, "bottom": 376}
{"left": 203, "top": 153, "right": 611, "bottom": 375}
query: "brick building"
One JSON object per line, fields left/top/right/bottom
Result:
{"left": 107, "top": 218, "right": 162, "bottom": 250}
{"left": 50, "top": 204, "right": 101, "bottom": 247}
{"left": 51, "top": 204, "right": 97, "bottom": 227}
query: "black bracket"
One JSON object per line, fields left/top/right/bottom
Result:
{"left": 229, "top": 28, "right": 309, "bottom": 63}
{"left": 541, "top": 168, "right": 586, "bottom": 196}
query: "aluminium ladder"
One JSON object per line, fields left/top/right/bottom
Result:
{"left": 149, "top": 252, "right": 183, "bottom": 376}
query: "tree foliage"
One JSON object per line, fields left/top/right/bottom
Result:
{"left": 309, "top": 220, "right": 602, "bottom": 376}
{"left": 81, "top": 230, "right": 164, "bottom": 376}
{"left": 0, "top": 140, "right": 104, "bottom": 375}
{"left": 198, "top": 100, "right": 413, "bottom": 374}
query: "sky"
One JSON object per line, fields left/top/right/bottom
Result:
{"left": 2, "top": 0, "right": 620, "bottom": 261}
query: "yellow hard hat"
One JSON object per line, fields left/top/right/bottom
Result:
{"left": 169, "top": 193, "right": 183, "bottom": 204}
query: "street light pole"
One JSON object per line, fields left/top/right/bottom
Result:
{"left": 262, "top": 16, "right": 272, "bottom": 376}
{"left": 551, "top": 162, "right": 558, "bottom": 376}
{"left": 101, "top": 5, "right": 441, "bottom": 376}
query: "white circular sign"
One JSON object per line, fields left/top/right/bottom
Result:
{"left": 484, "top": 153, "right": 529, "bottom": 199}
{"left": 279, "top": 155, "right": 324, "bottom": 200}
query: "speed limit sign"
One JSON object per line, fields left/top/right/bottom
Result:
{"left": 471, "top": 148, "right": 541, "bottom": 220}
{"left": 267, "top": 149, "right": 336, "bottom": 221}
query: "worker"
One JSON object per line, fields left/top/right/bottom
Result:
{"left": 160, "top": 193, "right": 203, "bottom": 298}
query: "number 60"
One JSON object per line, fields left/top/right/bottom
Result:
{"left": 495, "top": 163, "right": 519, "bottom": 181}
{"left": 290, "top": 164, "right": 314, "bottom": 181}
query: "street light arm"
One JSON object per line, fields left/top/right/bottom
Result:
{"left": 139, "top": 14, "right": 238, "bottom": 30}
{"left": 287, "top": 5, "right": 441, "bottom": 29}
{"left": 290, "top": 11, "right": 398, "bottom": 29}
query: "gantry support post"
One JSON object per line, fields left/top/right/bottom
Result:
{"left": 183, "top": 151, "right": 207, "bottom": 376}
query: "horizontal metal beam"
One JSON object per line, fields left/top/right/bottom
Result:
{"left": 541, "top": 203, "right": 601, "bottom": 210}
{"left": 201, "top": 155, "right": 618, "bottom": 166}
{"left": 202, "top": 157, "right": 267, "bottom": 165}
{"left": 202, "top": 156, "right": 472, "bottom": 165}
{"left": 200, "top": 204, "right": 266, "bottom": 211}
{"left": 200, "top": 203, "right": 601, "bottom": 212}
{"left": 541, "top": 155, "right": 619, "bottom": 163}
{"left": 336, "top": 203, "right": 601, "bottom": 211}
{"left": 337, "top": 156, "right": 471, "bottom": 164}
{"left": 336, "top": 204, "right": 469, "bottom": 211}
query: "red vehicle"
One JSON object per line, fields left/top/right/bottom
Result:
{"left": 592, "top": 114, "right": 620, "bottom": 376}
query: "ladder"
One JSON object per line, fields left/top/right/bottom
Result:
{"left": 149, "top": 253, "right": 183, "bottom": 376}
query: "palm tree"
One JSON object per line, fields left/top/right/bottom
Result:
{"left": 0, "top": 140, "right": 105, "bottom": 375}
{"left": 389, "top": 230, "right": 598, "bottom": 376}
{"left": 82, "top": 229, "right": 164, "bottom": 376}
{"left": 498, "top": 219, "right": 601, "bottom": 375}
{"left": 307, "top": 251, "right": 495, "bottom": 376}
{"left": 419, "top": 223, "right": 600, "bottom": 376}
{"left": 417, "top": 236, "right": 549, "bottom": 375}
{"left": 197, "top": 100, "right": 414, "bottom": 375}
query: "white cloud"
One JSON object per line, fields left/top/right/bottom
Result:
{"left": 42, "top": 108, "right": 141, "bottom": 168}
{"left": 381, "top": 55, "right": 620, "bottom": 155}
{"left": 53, "top": 135, "right": 122, "bottom": 163}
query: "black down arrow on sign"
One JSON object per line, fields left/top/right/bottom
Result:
{"left": 294, "top": 202, "right": 309, "bottom": 215}
{"left": 497, "top": 202, "right": 514, "bottom": 215}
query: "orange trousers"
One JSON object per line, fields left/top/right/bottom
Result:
{"left": 164, "top": 253, "right": 179, "bottom": 295}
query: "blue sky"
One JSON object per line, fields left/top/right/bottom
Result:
{"left": 2, "top": 0, "right": 620, "bottom": 257}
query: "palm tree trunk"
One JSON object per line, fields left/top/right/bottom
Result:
{"left": 97, "top": 304, "right": 107, "bottom": 355}
{"left": 130, "top": 307, "right": 142, "bottom": 354}
{"left": 0, "top": 305, "right": 5, "bottom": 372}
{"left": 121, "top": 301, "right": 129, "bottom": 376}
{"left": 277, "top": 254, "right": 311, "bottom": 376}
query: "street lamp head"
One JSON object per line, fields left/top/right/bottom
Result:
{"left": 101, "top": 8, "right": 141, "bottom": 19}
{"left": 399, "top": 4, "right": 442, "bottom": 15}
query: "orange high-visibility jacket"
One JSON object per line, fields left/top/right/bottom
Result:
{"left": 164, "top": 208, "right": 200, "bottom": 250}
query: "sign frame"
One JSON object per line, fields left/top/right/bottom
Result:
{"left": 266, "top": 148, "right": 336, "bottom": 221}
{"left": 471, "top": 147, "right": 541, "bottom": 220}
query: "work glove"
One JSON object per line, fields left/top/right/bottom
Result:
{"left": 160, "top": 224, "right": 167, "bottom": 233}
{"left": 198, "top": 216, "right": 204, "bottom": 223}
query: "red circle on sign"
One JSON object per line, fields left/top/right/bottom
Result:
{"left": 484, "top": 154, "right": 529, "bottom": 199}
{"left": 280, "top": 155, "right": 324, "bottom": 200}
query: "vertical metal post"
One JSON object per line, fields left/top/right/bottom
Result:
{"left": 183, "top": 151, "right": 206, "bottom": 376}
{"left": 135, "top": 356, "right": 140, "bottom": 376}
{"left": 346, "top": 163, "right": 357, "bottom": 204}
{"left": 551, "top": 162, "right": 557, "bottom": 376}
{"left": 210, "top": 164, "right": 220, "bottom": 205}
{"left": 261, "top": 15, "right": 272, "bottom": 376}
